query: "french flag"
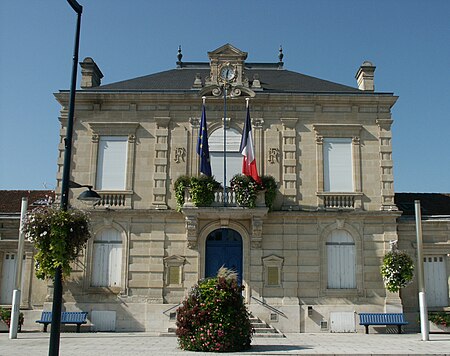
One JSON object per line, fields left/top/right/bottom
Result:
{"left": 240, "top": 101, "right": 262, "bottom": 184}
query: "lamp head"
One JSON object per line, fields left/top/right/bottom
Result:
{"left": 77, "top": 186, "right": 101, "bottom": 205}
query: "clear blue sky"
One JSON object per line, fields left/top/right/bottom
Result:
{"left": 1, "top": 0, "right": 449, "bottom": 192}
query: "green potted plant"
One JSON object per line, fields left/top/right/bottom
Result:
{"left": 176, "top": 267, "right": 253, "bottom": 352}
{"left": 380, "top": 249, "right": 414, "bottom": 293}
{"left": 23, "top": 206, "right": 91, "bottom": 280}
{"left": 174, "top": 175, "right": 221, "bottom": 211}
{"left": 260, "top": 175, "right": 277, "bottom": 211}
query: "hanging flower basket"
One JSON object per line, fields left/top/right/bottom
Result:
{"left": 380, "top": 250, "right": 414, "bottom": 292}
{"left": 23, "top": 206, "right": 91, "bottom": 280}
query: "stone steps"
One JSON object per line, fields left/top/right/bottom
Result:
{"left": 161, "top": 316, "right": 285, "bottom": 338}
{"left": 250, "top": 316, "right": 285, "bottom": 338}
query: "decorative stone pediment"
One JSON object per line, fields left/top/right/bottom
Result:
{"left": 202, "top": 43, "right": 254, "bottom": 98}
{"left": 207, "top": 43, "right": 248, "bottom": 62}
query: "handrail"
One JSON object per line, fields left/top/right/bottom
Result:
{"left": 162, "top": 302, "right": 183, "bottom": 316}
{"left": 251, "top": 296, "right": 287, "bottom": 318}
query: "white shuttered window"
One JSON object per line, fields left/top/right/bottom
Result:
{"left": 92, "top": 229, "right": 122, "bottom": 287}
{"left": 96, "top": 136, "right": 128, "bottom": 190}
{"left": 424, "top": 256, "right": 448, "bottom": 307}
{"left": 327, "top": 230, "right": 356, "bottom": 289}
{"left": 323, "top": 138, "right": 353, "bottom": 192}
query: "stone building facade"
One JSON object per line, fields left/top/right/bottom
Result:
{"left": 1, "top": 44, "right": 448, "bottom": 333}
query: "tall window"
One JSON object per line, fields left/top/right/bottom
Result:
{"left": 323, "top": 138, "right": 353, "bottom": 192}
{"left": 92, "top": 228, "right": 122, "bottom": 287}
{"left": 96, "top": 136, "right": 128, "bottom": 190}
{"left": 326, "top": 230, "right": 356, "bottom": 289}
{"left": 209, "top": 128, "right": 242, "bottom": 186}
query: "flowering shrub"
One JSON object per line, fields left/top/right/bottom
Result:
{"left": 230, "top": 174, "right": 260, "bottom": 208}
{"left": 230, "top": 174, "right": 277, "bottom": 209}
{"left": 176, "top": 268, "right": 253, "bottom": 352}
{"left": 429, "top": 312, "right": 450, "bottom": 327}
{"left": 0, "top": 307, "right": 24, "bottom": 330}
{"left": 380, "top": 250, "right": 414, "bottom": 292}
{"left": 23, "top": 206, "right": 91, "bottom": 280}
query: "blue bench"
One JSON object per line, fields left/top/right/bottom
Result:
{"left": 359, "top": 313, "right": 408, "bottom": 334}
{"left": 36, "top": 311, "right": 88, "bottom": 333}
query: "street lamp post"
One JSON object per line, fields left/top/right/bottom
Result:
{"left": 49, "top": 1, "right": 83, "bottom": 355}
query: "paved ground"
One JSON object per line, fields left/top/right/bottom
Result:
{"left": 1, "top": 332, "right": 450, "bottom": 356}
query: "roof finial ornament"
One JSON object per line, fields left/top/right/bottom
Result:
{"left": 176, "top": 45, "right": 183, "bottom": 68}
{"left": 278, "top": 45, "right": 284, "bottom": 69}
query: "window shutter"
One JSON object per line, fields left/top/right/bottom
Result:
{"left": 92, "top": 229, "right": 122, "bottom": 287}
{"left": 323, "top": 138, "right": 353, "bottom": 192}
{"left": 327, "top": 230, "right": 356, "bottom": 289}
{"left": 96, "top": 136, "right": 128, "bottom": 190}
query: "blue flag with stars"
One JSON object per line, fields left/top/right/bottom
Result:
{"left": 197, "top": 103, "right": 212, "bottom": 176}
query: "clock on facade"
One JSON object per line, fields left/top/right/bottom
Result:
{"left": 219, "top": 65, "right": 236, "bottom": 81}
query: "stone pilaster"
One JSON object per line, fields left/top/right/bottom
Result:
{"left": 280, "top": 118, "right": 298, "bottom": 209}
{"left": 152, "top": 117, "right": 171, "bottom": 208}
{"left": 377, "top": 119, "right": 397, "bottom": 211}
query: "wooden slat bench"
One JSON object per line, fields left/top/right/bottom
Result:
{"left": 359, "top": 313, "right": 408, "bottom": 334}
{"left": 36, "top": 311, "right": 88, "bottom": 333}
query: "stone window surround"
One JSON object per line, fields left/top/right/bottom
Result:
{"left": 163, "top": 255, "right": 186, "bottom": 288}
{"left": 83, "top": 222, "right": 129, "bottom": 296}
{"left": 262, "top": 254, "right": 284, "bottom": 288}
{"left": 319, "top": 220, "right": 364, "bottom": 297}
{"left": 88, "top": 122, "right": 139, "bottom": 193}
{"left": 313, "top": 124, "right": 363, "bottom": 210}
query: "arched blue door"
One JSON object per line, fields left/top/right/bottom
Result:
{"left": 205, "top": 228, "right": 243, "bottom": 282}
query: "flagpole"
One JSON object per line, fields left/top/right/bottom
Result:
{"left": 223, "top": 84, "right": 227, "bottom": 206}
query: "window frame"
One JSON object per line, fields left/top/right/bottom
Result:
{"left": 314, "top": 124, "right": 362, "bottom": 209}
{"left": 88, "top": 122, "right": 139, "bottom": 192}
{"left": 262, "top": 254, "right": 284, "bottom": 288}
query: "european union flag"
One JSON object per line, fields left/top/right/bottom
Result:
{"left": 197, "top": 103, "right": 212, "bottom": 176}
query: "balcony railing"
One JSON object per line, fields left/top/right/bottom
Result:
{"left": 96, "top": 191, "right": 133, "bottom": 209}
{"left": 317, "top": 192, "right": 362, "bottom": 210}
{"left": 183, "top": 188, "right": 266, "bottom": 208}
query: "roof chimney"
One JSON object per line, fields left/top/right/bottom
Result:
{"left": 355, "top": 61, "right": 375, "bottom": 91}
{"left": 80, "top": 57, "right": 103, "bottom": 88}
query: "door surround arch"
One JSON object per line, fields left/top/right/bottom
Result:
{"left": 198, "top": 220, "right": 250, "bottom": 299}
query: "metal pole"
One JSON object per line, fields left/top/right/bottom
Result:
{"left": 415, "top": 200, "right": 429, "bottom": 341}
{"left": 223, "top": 85, "right": 227, "bottom": 206}
{"left": 49, "top": 2, "right": 82, "bottom": 355}
{"left": 9, "top": 197, "right": 28, "bottom": 339}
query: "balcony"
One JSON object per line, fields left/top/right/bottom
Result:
{"left": 95, "top": 190, "right": 133, "bottom": 209}
{"left": 317, "top": 192, "right": 362, "bottom": 210}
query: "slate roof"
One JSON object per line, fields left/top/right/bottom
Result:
{"left": 395, "top": 193, "right": 450, "bottom": 216}
{"left": 88, "top": 63, "right": 364, "bottom": 94}
{"left": 0, "top": 190, "right": 54, "bottom": 214}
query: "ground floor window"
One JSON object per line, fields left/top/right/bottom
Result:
{"left": 326, "top": 230, "right": 356, "bottom": 289}
{"left": 91, "top": 228, "right": 122, "bottom": 287}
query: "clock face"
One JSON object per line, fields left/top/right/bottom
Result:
{"left": 220, "top": 65, "right": 236, "bottom": 81}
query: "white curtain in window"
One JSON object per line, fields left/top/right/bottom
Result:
{"left": 323, "top": 138, "right": 353, "bottom": 192}
{"left": 96, "top": 136, "right": 128, "bottom": 190}
{"left": 209, "top": 128, "right": 242, "bottom": 186}
{"left": 327, "top": 230, "right": 356, "bottom": 289}
{"left": 92, "top": 229, "right": 122, "bottom": 287}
